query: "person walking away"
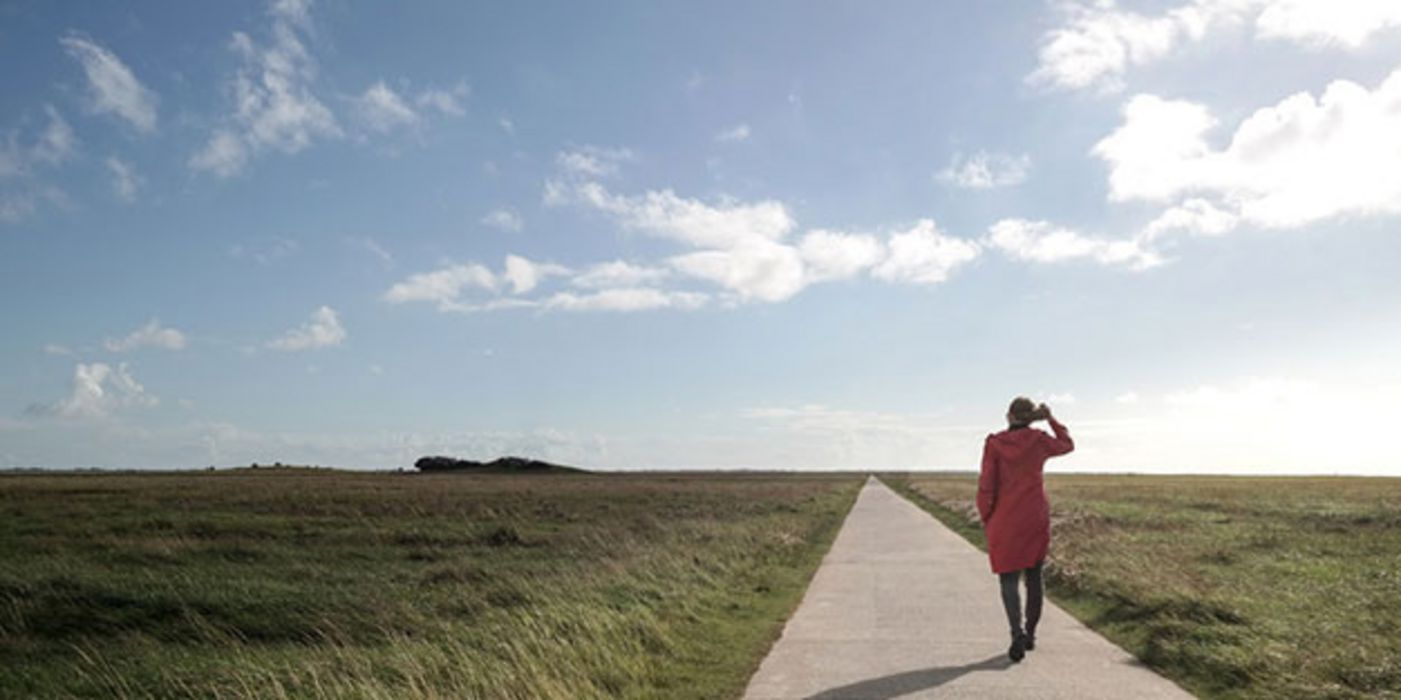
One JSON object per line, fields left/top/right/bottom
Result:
{"left": 976, "top": 397, "right": 1074, "bottom": 662}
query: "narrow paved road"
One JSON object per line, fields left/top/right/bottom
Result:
{"left": 743, "top": 477, "right": 1196, "bottom": 699}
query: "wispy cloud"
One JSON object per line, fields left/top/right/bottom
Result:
{"left": 355, "top": 81, "right": 418, "bottom": 132}
{"left": 60, "top": 34, "right": 158, "bottom": 132}
{"left": 714, "top": 123, "right": 751, "bottom": 143}
{"left": 105, "top": 157, "right": 142, "bottom": 202}
{"left": 104, "top": 319, "right": 186, "bottom": 352}
{"left": 190, "top": 0, "right": 340, "bottom": 176}
{"left": 480, "top": 208, "right": 523, "bottom": 232}
{"left": 937, "top": 151, "right": 1030, "bottom": 189}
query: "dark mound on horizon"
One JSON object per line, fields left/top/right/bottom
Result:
{"left": 413, "top": 455, "right": 587, "bottom": 473}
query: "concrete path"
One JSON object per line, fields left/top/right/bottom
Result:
{"left": 743, "top": 477, "right": 1196, "bottom": 699}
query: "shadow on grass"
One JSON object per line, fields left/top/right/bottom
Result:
{"left": 804, "top": 653, "right": 1013, "bottom": 700}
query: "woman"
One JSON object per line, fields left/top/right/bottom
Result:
{"left": 976, "top": 396, "right": 1074, "bottom": 663}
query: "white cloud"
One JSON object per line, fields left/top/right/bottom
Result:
{"left": 190, "top": 1, "right": 340, "bottom": 176}
{"left": 383, "top": 263, "right": 497, "bottom": 310}
{"left": 872, "top": 219, "right": 982, "bottom": 284}
{"left": 30, "top": 362, "right": 157, "bottom": 419}
{"left": 503, "top": 254, "right": 569, "bottom": 295}
{"left": 1045, "top": 392, "right": 1077, "bottom": 405}
{"left": 415, "top": 82, "right": 468, "bottom": 116}
{"left": 554, "top": 180, "right": 796, "bottom": 249}
{"left": 267, "top": 306, "right": 346, "bottom": 351}
{"left": 669, "top": 239, "right": 808, "bottom": 303}
{"left": 798, "top": 229, "right": 886, "bottom": 283}
{"left": 547, "top": 179, "right": 981, "bottom": 304}
{"left": 480, "top": 208, "right": 523, "bottom": 232}
{"left": 1031, "top": 1, "right": 1401, "bottom": 93}
{"left": 1255, "top": 1, "right": 1401, "bottom": 47}
{"left": 715, "top": 124, "right": 751, "bottom": 143}
{"left": 105, "top": 157, "right": 142, "bottom": 202}
{"left": 356, "top": 81, "right": 418, "bottom": 132}
{"left": 938, "top": 151, "right": 1031, "bottom": 189}
{"left": 104, "top": 319, "right": 186, "bottom": 352}
{"left": 987, "top": 218, "right": 1162, "bottom": 270}
{"left": 1096, "top": 69, "right": 1401, "bottom": 230}
{"left": 541, "top": 288, "right": 707, "bottom": 312}
{"left": 570, "top": 260, "right": 671, "bottom": 289}
{"left": 60, "top": 34, "right": 158, "bottom": 132}
{"left": 43, "top": 343, "right": 74, "bottom": 357}
{"left": 1142, "top": 198, "right": 1238, "bottom": 240}
{"left": 1115, "top": 391, "right": 1141, "bottom": 404}
{"left": 498, "top": 116, "right": 515, "bottom": 135}
{"left": 554, "top": 146, "right": 635, "bottom": 177}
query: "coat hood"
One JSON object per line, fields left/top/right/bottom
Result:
{"left": 987, "top": 427, "right": 1042, "bottom": 462}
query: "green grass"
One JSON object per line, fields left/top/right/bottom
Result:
{"left": 882, "top": 472, "right": 1401, "bottom": 700}
{"left": 0, "top": 468, "right": 863, "bottom": 699}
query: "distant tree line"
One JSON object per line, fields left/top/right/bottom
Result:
{"left": 413, "top": 455, "right": 577, "bottom": 473}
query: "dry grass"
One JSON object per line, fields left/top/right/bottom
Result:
{"left": 884, "top": 472, "right": 1401, "bottom": 700}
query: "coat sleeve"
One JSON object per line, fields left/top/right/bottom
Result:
{"left": 976, "top": 435, "right": 998, "bottom": 525}
{"left": 1044, "top": 417, "right": 1075, "bottom": 457}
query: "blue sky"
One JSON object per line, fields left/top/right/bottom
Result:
{"left": 4, "top": 0, "right": 1401, "bottom": 473}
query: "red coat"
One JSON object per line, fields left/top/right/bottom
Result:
{"left": 976, "top": 418, "right": 1074, "bottom": 574}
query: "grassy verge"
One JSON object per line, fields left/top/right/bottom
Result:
{"left": 0, "top": 469, "right": 862, "bottom": 699}
{"left": 881, "top": 472, "right": 1401, "bottom": 700}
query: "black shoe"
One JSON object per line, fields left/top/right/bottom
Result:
{"left": 1008, "top": 632, "right": 1027, "bottom": 662}
{"left": 1024, "top": 633, "right": 1036, "bottom": 651}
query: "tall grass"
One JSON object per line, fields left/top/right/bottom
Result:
{"left": 884, "top": 473, "right": 1401, "bottom": 700}
{"left": 0, "top": 469, "right": 862, "bottom": 699}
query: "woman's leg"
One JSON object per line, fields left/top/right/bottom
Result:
{"left": 1024, "top": 561, "right": 1044, "bottom": 639}
{"left": 998, "top": 571, "right": 1023, "bottom": 637}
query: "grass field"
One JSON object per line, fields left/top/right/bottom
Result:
{"left": 0, "top": 469, "right": 862, "bottom": 699}
{"left": 883, "top": 473, "right": 1401, "bottom": 700}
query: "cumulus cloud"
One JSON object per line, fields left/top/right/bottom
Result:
{"left": 987, "top": 218, "right": 1162, "bottom": 270}
{"left": 503, "top": 254, "right": 569, "bottom": 295}
{"left": 1095, "top": 69, "right": 1401, "bottom": 230}
{"left": 1031, "top": 1, "right": 1401, "bottom": 93}
{"left": 669, "top": 239, "right": 807, "bottom": 302}
{"left": 872, "top": 219, "right": 982, "bottom": 284}
{"left": 190, "top": 0, "right": 340, "bottom": 176}
{"left": 267, "top": 306, "right": 346, "bottom": 351}
{"left": 60, "top": 34, "right": 158, "bottom": 132}
{"left": 104, "top": 319, "right": 186, "bottom": 352}
{"left": 937, "top": 151, "right": 1031, "bottom": 189}
{"left": 480, "top": 208, "right": 523, "bottom": 232}
{"left": 714, "top": 124, "right": 751, "bottom": 143}
{"left": 799, "top": 230, "right": 886, "bottom": 283}
{"left": 355, "top": 81, "right": 418, "bottom": 132}
{"left": 105, "top": 157, "right": 142, "bottom": 202}
{"left": 383, "top": 263, "right": 497, "bottom": 310}
{"left": 29, "top": 362, "right": 157, "bottom": 419}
